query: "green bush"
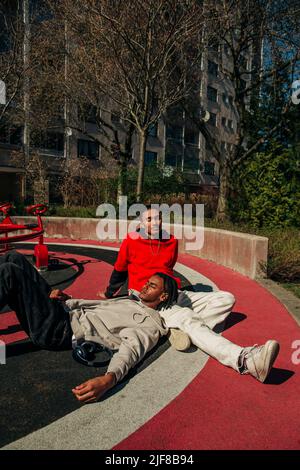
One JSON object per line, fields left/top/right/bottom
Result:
{"left": 205, "top": 220, "right": 300, "bottom": 283}
{"left": 263, "top": 228, "right": 300, "bottom": 282}
{"left": 47, "top": 205, "right": 97, "bottom": 218}
{"left": 230, "top": 143, "right": 300, "bottom": 228}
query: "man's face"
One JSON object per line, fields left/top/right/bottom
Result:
{"left": 141, "top": 209, "right": 162, "bottom": 237}
{"left": 139, "top": 275, "right": 168, "bottom": 304}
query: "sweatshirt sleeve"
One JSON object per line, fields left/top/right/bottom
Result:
{"left": 104, "top": 237, "right": 129, "bottom": 297}
{"left": 170, "top": 237, "right": 178, "bottom": 269}
{"left": 106, "top": 326, "right": 160, "bottom": 383}
{"left": 104, "top": 269, "right": 128, "bottom": 298}
{"left": 114, "top": 237, "right": 130, "bottom": 271}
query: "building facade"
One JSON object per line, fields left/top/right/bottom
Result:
{"left": 0, "top": 0, "right": 256, "bottom": 204}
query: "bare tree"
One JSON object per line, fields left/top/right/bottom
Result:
{"left": 58, "top": 155, "right": 118, "bottom": 207}
{"left": 185, "top": 0, "right": 300, "bottom": 221}
{"left": 17, "top": 0, "right": 134, "bottom": 197}
{"left": 11, "top": 148, "right": 50, "bottom": 203}
{"left": 0, "top": 1, "right": 48, "bottom": 127}
{"left": 45, "top": 0, "right": 206, "bottom": 199}
{"left": 0, "top": 0, "right": 60, "bottom": 186}
{"left": 0, "top": 1, "right": 23, "bottom": 124}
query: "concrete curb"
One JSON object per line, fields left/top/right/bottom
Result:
{"left": 13, "top": 216, "right": 268, "bottom": 280}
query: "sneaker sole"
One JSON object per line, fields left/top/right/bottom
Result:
{"left": 260, "top": 340, "right": 280, "bottom": 383}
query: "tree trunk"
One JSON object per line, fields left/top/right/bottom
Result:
{"left": 117, "top": 158, "right": 127, "bottom": 198}
{"left": 216, "top": 160, "right": 230, "bottom": 222}
{"left": 136, "top": 129, "right": 146, "bottom": 201}
{"left": 118, "top": 122, "right": 134, "bottom": 198}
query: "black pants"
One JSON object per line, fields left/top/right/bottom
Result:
{"left": 0, "top": 251, "right": 72, "bottom": 350}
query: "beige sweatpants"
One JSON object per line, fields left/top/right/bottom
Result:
{"left": 160, "top": 290, "right": 243, "bottom": 372}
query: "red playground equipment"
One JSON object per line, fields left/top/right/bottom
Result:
{"left": 0, "top": 202, "right": 49, "bottom": 270}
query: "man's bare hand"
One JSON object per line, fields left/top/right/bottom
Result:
{"left": 72, "top": 373, "right": 116, "bottom": 404}
{"left": 96, "top": 291, "right": 109, "bottom": 299}
{"left": 49, "top": 289, "right": 71, "bottom": 301}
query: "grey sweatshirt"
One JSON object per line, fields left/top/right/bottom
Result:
{"left": 65, "top": 296, "right": 168, "bottom": 383}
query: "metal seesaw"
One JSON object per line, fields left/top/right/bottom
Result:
{"left": 0, "top": 202, "right": 49, "bottom": 270}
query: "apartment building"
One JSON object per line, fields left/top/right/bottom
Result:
{"left": 0, "top": 0, "right": 256, "bottom": 203}
{"left": 142, "top": 41, "right": 253, "bottom": 195}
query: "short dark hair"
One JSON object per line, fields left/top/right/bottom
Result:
{"left": 141, "top": 204, "right": 162, "bottom": 219}
{"left": 154, "top": 272, "right": 178, "bottom": 310}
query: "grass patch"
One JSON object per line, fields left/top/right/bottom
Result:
{"left": 280, "top": 282, "right": 300, "bottom": 299}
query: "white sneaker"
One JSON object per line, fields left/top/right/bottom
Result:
{"left": 242, "top": 340, "right": 280, "bottom": 383}
{"left": 168, "top": 328, "right": 191, "bottom": 351}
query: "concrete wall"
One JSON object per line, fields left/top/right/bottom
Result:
{"left": 12, "top": 216, "right": 268, "bottom": 279}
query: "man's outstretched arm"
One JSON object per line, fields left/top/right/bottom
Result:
{"left": 72, "top": 326, "right": 161, "bottom": 403}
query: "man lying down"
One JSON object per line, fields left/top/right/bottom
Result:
{"left": 0, "top": 252, "right": 280, "bottom": 404}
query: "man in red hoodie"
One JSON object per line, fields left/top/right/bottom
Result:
{"left": 100, "top": 206, "right": 235, "bottom": 351}
{"left": 103, "top": 207, "right": 180, "bottom": 296}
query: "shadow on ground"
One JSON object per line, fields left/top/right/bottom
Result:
{"left": 264, "top": 368, "right": 295, "bottom": 385}
{"left": 1, "top": 336, "right": 170, "bottom": 448}
{"left": 214, "top": 311, "right": 247, "bottom": 334}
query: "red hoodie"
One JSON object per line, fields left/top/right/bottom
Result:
{"left": 109, "top": 230, "right": 180, "bottom": 294}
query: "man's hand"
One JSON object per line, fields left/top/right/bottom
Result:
{"left": 72, "top": 373, "right": 116, "bottom": 404}
{"left": 49, "top": 289, "right": 71, "bottom": 302}
{"left": 96, "top": 291, "right": 109, "bottom": 299}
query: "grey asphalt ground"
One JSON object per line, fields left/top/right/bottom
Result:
{"left": 2, "top": 259, "right": 216, "bottom": 450}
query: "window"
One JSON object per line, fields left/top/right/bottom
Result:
{"left": 166, "top": 124, "right": 183, "bottom": 142}
{"left": 184, "top": 146, "right": 199, "bottom": 171}
{"left": 81, "top": 105, "right": 98, "bottom": 124}
{"left": 167, "top": 106, "right": 184, "bottom": 121}
{"left": 204, "top": 161, "right": 215, "bottom": 176}
{"left": 78, "top": 139, "right": 99, "bottom": 159}
{"left": 205, "top": 138, "right": 215, "bottom": 151}
{"left": 208, "top": 60, "right": 218, "bottom": 78}
{"left": 32, "top": 131, "right": 64, "bottom": 153}
{"left": 9, "top": 127, "right": 22, "bottom": 145}
{"left": 207, "top": 86, "right": 218, "bottom": 103}
{"left": 46, "top": 132, "right": 64, "bottom": 152}
{"left": 0, "top": 126, "right": 10, "bottom": 144}
{"left": 165, "top": 140, "right": 182, "bottom": 168}
{"left": 30, "top": 0, "right": 53, "bottom": 22}
{"left": 165, "top": 152, "right": 178, "bottom": 167}
{"left": 144, "top": 150, "right": 157, "bottom": 166}
{"left": 148, "top": 122, "right": 158, "bottom": 137}
{"left": 184, "top": 127, "right": 198, "bottom": 145}
{"left": 208, "top": 112, "right": 217, "bottom": 127}
{"left": 0, "top": 125, "right": 22, "bottom": 146}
